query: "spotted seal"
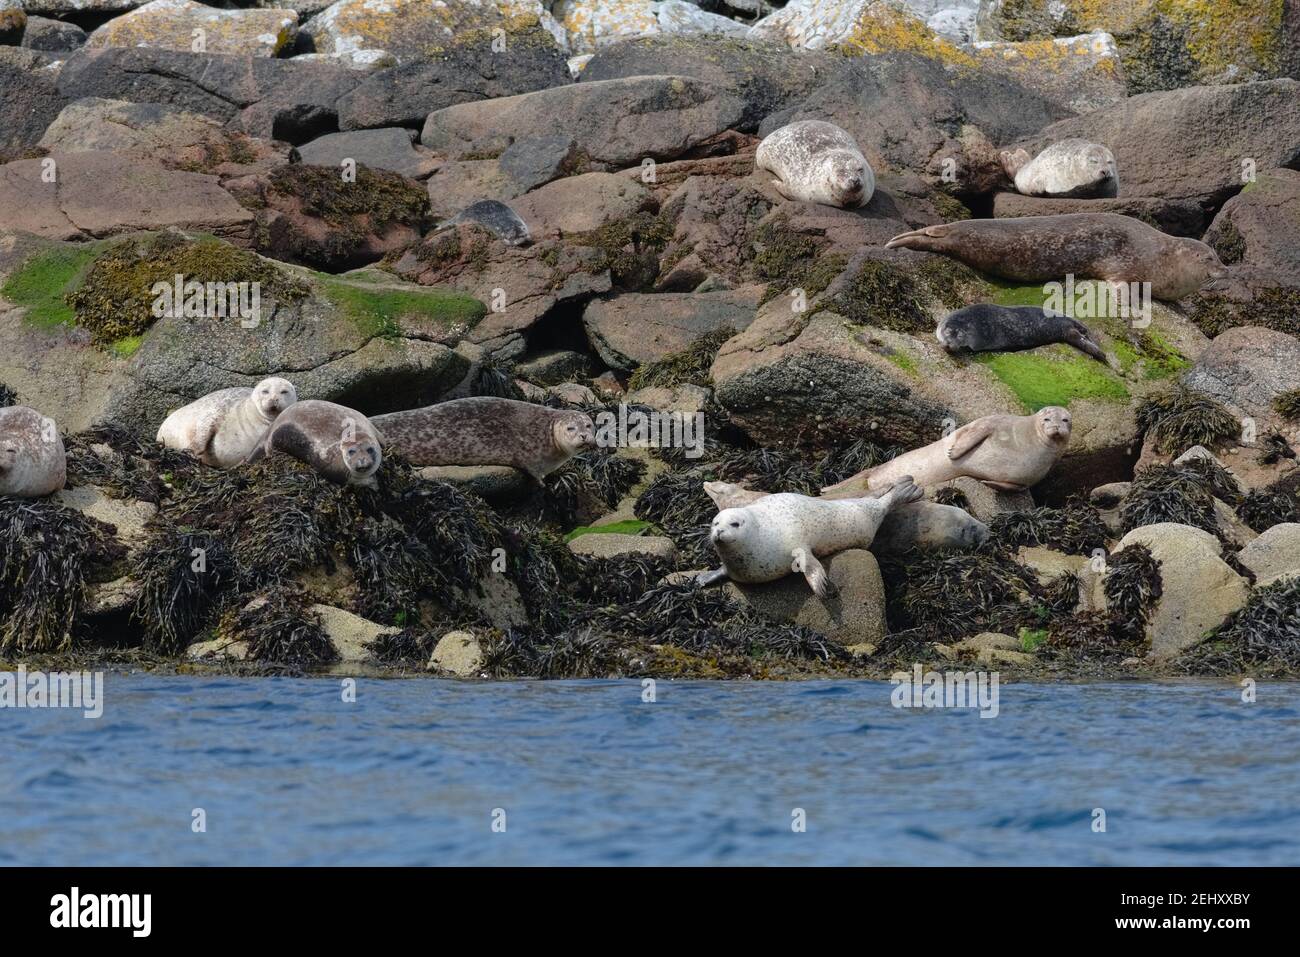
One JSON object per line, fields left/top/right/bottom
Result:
{"left": 246, "top": 399, "right": 382, "bottom": 486}
{"left": 886, "top": 213, "right": 1226, "bottom": 301}
{"left": 0, "top": 405, "right": 65, "bottom": 497}
{"left": 1000, "top": 140, "right": 1118, "bottom": 198}
{"left": 697, "top": 477, "right": 923, "bottom": 595}
{"left": 703, "top": 481, "right": 988, "bottom": 554}
{"left": 371, "top": 397, "right": 595, "bottom": 482}
{"left": 822, "top": 407, "right": 1072, "bottom": 497}
{"left": 937, "top": 304, "right": 1107, "bottom": 362}
{"left": 756, "top": 120, "right": 874, "bottom": 208}
{"left": 156, "top": 377, "right": 297, "bottom": 468}
{"left": 437, "top": 200, "right": 531, "bottom": 246}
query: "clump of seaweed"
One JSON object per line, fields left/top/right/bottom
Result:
{"left": 1256, "top": 429, "right": 1296, "bottom": 466}
{"left": 482, "top": 625, "right": 626, "bottom": 678}
{"left": 0, "top": 383, "right": 15, "bottom": 407}
{"left": 1103, "top": 543, "right": 1162, "bottom": 635}
{"left": 570, "top": 211, "right": 675, "bottom": 289}
{"left": 1119, "top": 462, "right": 1228, "bottom": 536}
{"left": 814, "top": 437, "right": 896, "bottom": 487}
{"left": 1134, "top": 386, "right": 1240, "bottom": 455}
{"left": 751, "top": 217, "right": 846, "bottom": 304}
{"left": 633, "top": 469, "right": 718, "bottom": 566}
{"left": 1042, "top": 570, "right": 1081, "bottom": 616}
{"left": 932, "top": 486, "right": 971, "bottom": 510}
{"left": 1188, "top": 287, "right": 1300, "bottom": 339}
{"left": 366, "top": 627, "right": 443, "bottom": 666}
{"left": 0, "top": 498, "right": 126, "bottom": 653}
{"left": 1273, "top": 389, "right": 1300, "bottom": 422}
{"left": 267, "top": 163, "right": 430, "bottom": 238}
{"left": 628, "top": 327, "right": 733, "bottom": 391}
{"left": 215, "top": 587, "right": 337, "bottom": 667}
{"left": 505, "top": 524, "right": 582, "bottom": 633}
{"left": 829, "top": 258, "right": 934, "bottom": 333}
{"left": 65, "top": 233, "right": 309, "bottom": 343}
{"left": 990, "top": 501, "right": 1111, "bottom": 555}
{"left": 717, "top": 447, "right": 820, "bottom": 495}
{"left": 878, "top": 544, "right": 1039, "bottom": 639}
{"left": 1237, "top": 488, "right": 1300, "bottom": 532}
{"left": 132, "top": 528, "right": 235, "bottom": 653}
{"left": 574, "top": 553, "right": 677, "bottom": 606}
{"left": 470, "top": 357, "right": 527, "bottom": 400}
{"left": 543, "top": 449, "right": 645, "bottom": 524}
{"left": 1180, "top": 578, "right": 1300, "bottom": 675}
{"left": 64, "top": 423, "right": 202, "bottom": 504}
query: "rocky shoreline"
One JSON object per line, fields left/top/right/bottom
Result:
{"left": 2, "top": 0, "right": 1300, "bottom": 681}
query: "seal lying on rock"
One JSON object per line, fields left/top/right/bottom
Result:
{"left": 698, "top": 477, "right": 922, "bottom": 595}
{"left": 246, "top": 399, "right": 382, "bottom": 486}
{"left": 937, "top": 304, "right": 1107, "bottom": 362}
{"left": 703, "top": 482, "right": 989, "bottom": 553}
{"left": 436, "top": 200, "right": 531, "bottom": 246}
{"left": 371, "top": 397, "right": 595, "bottom": 482}
{"left": 1000, "top": 140, "right": 1118, "bottom": 198}
{"left": 822, "top": 407, "right": 1072, "bottom": 497}
{"left": 157, "top": 377, "right": 298, "bottom": 468}
{"left": 0, "top": 405, "right": 66, "bottom": 497}
{"left": 886, "top": 213, "right": 1226, "bottom": 300}
{"left": 756, "top": 120, "right": 874, "bottom": 208}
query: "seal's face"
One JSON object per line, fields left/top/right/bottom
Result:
{"left": 710, "top": 508, "right": 751, "bottom": 549}
{"left": 1036, "top": 406, "right": 1072, "bottom": 444}
{"left": 936, "top": 318, "right": 969, "bottom": 352}
{"left": 342, "top": 437, "right": 381, "bottom": 482}
{"left": 1176, "top": 239, "right": 1229, "bottom": 293}
{"left": 825, "top": 150, "right": 869, "bottom": 206}
{"left": 554, "top": 415, "right": 596, "bottom": 456}
{"left": 254, "top": 377, "right": 297, "bottom": 419}
{"left": 1080, "top": 145, "right": 1118, "bottom": 189}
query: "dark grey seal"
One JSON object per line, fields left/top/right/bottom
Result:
{"left": 937, "top": 304, "right": 1107, "bottom": 362}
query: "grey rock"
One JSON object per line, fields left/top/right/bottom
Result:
{"left": 21, "top": 16, "right": 88, "bottom": 53}
{"left": 568, "top": 532, "right": 678, "bottom": 561}
{"left": 297, "top": 127, "right": 438, "bottom": 179}
{"left": 583, "top": 289, "right": 756, "bottom": 371}
{"left": 498, "top": 135, "right": 582, "bottom": 192}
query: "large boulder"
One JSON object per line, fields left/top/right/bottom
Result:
{"left": 977, "top": 0, "right": 1300, "bottom": 94}
{"left": 1182, "top": 327, "right": 1300, "bottom": 421}
{"left": 0, "top": 48, "right": 69, "bottom": 160}
{"left": 970, "top": 32, "right": 1127, "bottom": 115}
{"left": 724, "top": 548, "right": 887, "bottom": 645}
{"left": 509, "top": 171, "right": 654, "bottom": 236}
{"left": 334, "top": 21, "right": 571, "bottom": 130}
{"left": 85, "top": 0, "right": 298, "bottom": 58}
{"left": 583, "top": 288, "right": 759, "bottom": 370}
{"left": 421, "top": 75, "right": 745, "bottom": 167}
{"left": 1112, "top": 523, "right": 1249, "bottom": 660}
{"left": 296, "top": 127, "right": 438, "bottom": 180}
{"left": 303, "top": 0, "right": 566, "bottom": 62}
{"left": 758, "top": 50, "right": 1072, "bottom": 187}
{"left": 0, "top": 234, "right": 484, "bottom": 433}
{"left": 39, "top": 98, "right": 293, "bottom": 176}
{"left": 1238, "top": 524, "right": 1300, "bottom": 584}
{"left": 56, "top": 46, "right": 363, "bottom": 144}
{"left": 554, "top": 0, "right": 747, "bottom": 56}
{"left": 0, "top": 153, "right": 253, "bottom": 242}
{"left": 580, "top": 34, "right": 834, "bottom": 132}
{"left": 21, "top": 16, "right": 89, "bottom": 53}
{"left": 1203, "top": 168, "right": 1300, "bottom": 285}
{"left": 1020, "top": 79, "right": 1300, "bottom": 209}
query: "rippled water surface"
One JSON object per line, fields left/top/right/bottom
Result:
{"left": 2, "top": 675, "right": 1298, "bottom": 865}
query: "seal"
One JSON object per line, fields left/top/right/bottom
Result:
{"left": 885, "top": 213, "right": 1226, "bottom": 301}
{"left": 371, "top": 397, "right": 596, "bottom": 482}
{"left": 821, "top": 407, "right": 1072, "bottom": 497}
{"left": 755, "top": 120, "right": 874, "bottom": 208}
{"left": 246, "top": 399, "right": 382, "bottom": 486}
{"left": 698, "top": 477, "right": 923, "bottom": 595}
{"left": 0, "top": 405, "right": 66, "bottom": 497}
{"left": 1000, "top": 140, "right": 1118, "bottom": 198}
{"left": 704, "top": 482, "right": 989, "bottom": 554}
{"left": 437, "top": 200, "right": 531, "bottom": 246}
{"left": 157, "top": 377, "right": 298, "bottom": 469}
{"left": 937, "top": 304, "right": 1107, "bottom": 362}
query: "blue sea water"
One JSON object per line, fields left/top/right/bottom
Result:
{"left": 1, "top": 675, "right": 1297, "bottom": 866}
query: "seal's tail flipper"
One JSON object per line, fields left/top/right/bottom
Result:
{"left": 1076, "top": 335, "right": 1108, "bottom": 363}
{"left": 820, "top": 468, "right": 874, "bottom": 499}
{"left": 695, "top": 568, "right": 729, "bottom": 588}
{"left": 885, "top": 224, "right": 952, "bottom": 251}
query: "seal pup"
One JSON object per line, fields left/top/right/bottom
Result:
{"left": 371, "top": 397, "right": 595, "bottom": 482}
{"left": 822, "top": 407, "right": 1072, "bottom": 497}
{"left": 885, "top": 214, "right": 1226, "bottom": 301}
{"left": 756, "top": 120, "right": 874, "bottom": 208}
{"left": 247, "top": 399, "right": 382, "bottom": 487}
{"left": 1000, "top": 140, "right": 1118, "bottom": 198}
{"left": 436, "top": 200, "right": 531, "bottom": 246}
{"left": 698, "top": 477, "right": 923, "bottom": 595}
{"left": 704, "top": 482, "right": 989, "bottom": 554}
{"left": 0, "top": 405, "right": 66, "bottom": 497}
{"left": 157, "top": 377, "right": 298, "bottom": 469}
{"left": 937, "top": 304, "right": 1107, "bottom": 362}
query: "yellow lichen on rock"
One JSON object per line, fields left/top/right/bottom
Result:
{"left": 838, "top": 2, "right": 979, "bottom": 66}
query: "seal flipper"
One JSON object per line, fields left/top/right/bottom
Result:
{"left": 981, "top": 479, "right": 1027, "bottom": 492}
{"left": 791, "top": 547, "right": 836, "bottom": 598}
{"left": 947, "top": 419, "right": 995, "bottom": 460}
{"left": 885, "top": 223, "right": 952, "bottom": 252}
{"left": 1066, "top": 319, "right": 1108, "bottom": 362}
{"left": 696, "top": 568, "right": 730, "bottom": 588}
